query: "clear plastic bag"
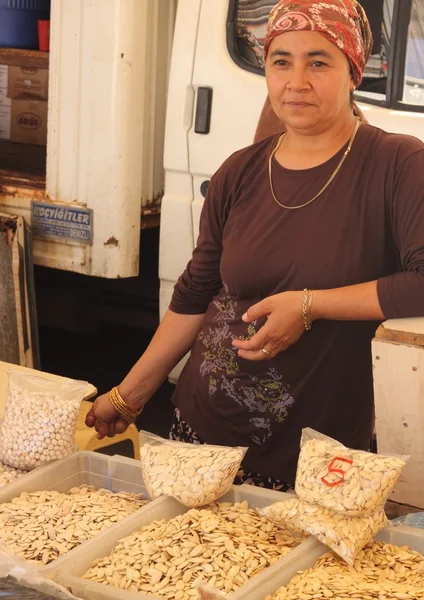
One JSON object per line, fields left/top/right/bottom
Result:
{"left": 0, "top": 545, "right": 82, "bottom": 599}
{"left": 0, "top": 371, "right": 90, "bottom": 471}
{"left": 392, "top": 512, "right": 424, "bottom": 529}
{"left": 139, "top": 430, "right": 247, "bottom": 507}
{"left": 260, "top": 496, "right": 388, "bottom": 565}
{"left": 295, "top": 428, "right": 407, "bottom": 517}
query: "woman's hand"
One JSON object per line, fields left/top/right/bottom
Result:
{"left": 85, "top": 393, "right": 133, "bottom": 440}
{"left": 232, "top": 291, "right": 306, "bottom": 360}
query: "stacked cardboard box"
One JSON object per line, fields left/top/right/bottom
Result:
{"left": 0, "top": 65, "right": 48, "bottom": 146}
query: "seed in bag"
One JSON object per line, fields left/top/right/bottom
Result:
{"left": 295, "top": 428, "right": 407, "bottom": 517}
{"left": 260, "top": 496, "right": 388, "bottom": 565}
{"left": 139, "top": 435, "right": 247, "bottom": 507}
{"left": 0, "top": 372, "right": 90, "bottom": 471}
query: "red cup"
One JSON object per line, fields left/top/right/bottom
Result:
{"left": 38, "top": 20, "right": 50, "bottom": 52}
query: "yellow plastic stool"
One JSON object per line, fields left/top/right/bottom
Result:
{"left": 75, "top": 401, "right": 140, "bottom": 460}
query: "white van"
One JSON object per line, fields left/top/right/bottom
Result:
{"left": 159, "top": 0, "right": 424, "bottom": 329}
{"left": 0, "top": 0, "right": 423, "bottom": 355}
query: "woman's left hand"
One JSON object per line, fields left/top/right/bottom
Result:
{"left": 232, "top": 291, "right": 306, "bottom": 361}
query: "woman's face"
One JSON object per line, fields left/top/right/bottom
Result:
{"left": 265, "top": 30, "right": 354, "bottom": 134}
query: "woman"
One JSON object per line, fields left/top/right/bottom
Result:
{"left": 86, "top": 0, "right": 424, "bottom": 490}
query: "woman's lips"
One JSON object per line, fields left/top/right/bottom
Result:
{"left": 285, "top": 101, "right": 313, "bottom": 107}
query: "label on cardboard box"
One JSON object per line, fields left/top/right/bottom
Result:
{"left": 32, "top": 202, "right": 94, "bottom": 245}
{"left": 7, "top": 66, "right": 49, "bottom": 101}
{"left": 11, "top": 99, "right": 47, "bottom": 146}
{"left": 0, "top": 89, "right": 11, "bottom": 140}
{"left": 0, "top": 65, "right": 8, "bottom": 91}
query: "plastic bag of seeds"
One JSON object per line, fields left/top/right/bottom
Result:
{"left": 295, "top": 428, "right": 407, "bottom": 517}
{"left": 139, "top": 430, "right": 247, "bottom": 507}
{"left": 0, "top": 546, "right": 83, "bottom": 599}
{"left": 260, "top": 496, "right": 388, "bottom": 565}
{"left": 0, "top": 371, "right": 90, "bottom": 471}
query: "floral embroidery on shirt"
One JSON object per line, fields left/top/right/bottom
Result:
{"left": 198, "top": 285, "right": 296, "bottom": 443}
{"left": 213, "top": 282, "right": 237, "bottom": 322}
{"left": 221, "top": 371, "right": 295, "bottom": 444}
{"left": 209, "top": 375, "right": 218, "bottom": 396}
{"left": 198, "top": 322, "right": 239, "bottom": 379}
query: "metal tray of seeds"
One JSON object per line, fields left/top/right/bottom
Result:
{"left": 0, "top": 451, "right": 164, "bottom": 580}
{"left": 59, "top": 485, "right": 325, "bottom": 600}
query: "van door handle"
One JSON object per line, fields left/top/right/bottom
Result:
{"left": 194, "top": 87, "right": 213, "bottom": 134}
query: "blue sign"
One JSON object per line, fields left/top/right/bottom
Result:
{"left": 31, "top": 202, "right": 93, "bottom": 245}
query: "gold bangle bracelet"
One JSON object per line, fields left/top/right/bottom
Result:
{"left": 109, "top": 390, "right": 133, "bottom": 419}
{"left": 109, "top": 386, "right": 144, "bottom": 419}
{"left": 302, "top": 289, "right": 313, "bottom": 331}
{"left": 112, "top": 387, "right": 142, "bottom": 418}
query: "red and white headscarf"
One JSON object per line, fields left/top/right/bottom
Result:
{"left": 264, "top": 0, "right": 373, "bottom": 87}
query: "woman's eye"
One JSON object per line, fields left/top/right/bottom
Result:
{"left": 274, "top": 60, "right": 288, "bottom": 67}
{"left": 311, "top": 61, "right": 326, "bottom": 68}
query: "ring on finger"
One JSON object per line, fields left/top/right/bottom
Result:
{"left": 261, "top": 347, "right": 273, "bottom": 357}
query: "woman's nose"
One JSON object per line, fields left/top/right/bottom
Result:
{"left": 287, "top": 68, "right": 310, "bottom": 91}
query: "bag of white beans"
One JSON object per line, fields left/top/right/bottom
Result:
{"left": 295, "top": 428, "right": 407, "bottom": 517}
{"left": 139, "top": 430, "right": 247, "bottom": 508}
{"left": 0, "top": 371, "right": 90, "bottom": 471}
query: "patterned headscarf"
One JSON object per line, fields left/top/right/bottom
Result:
{"left": 264, "top": 0, "right": 373, "bottom": 86}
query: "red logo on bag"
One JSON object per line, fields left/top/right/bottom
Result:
{"left": 321, "top": 456, "right": 353, "bottom": 488}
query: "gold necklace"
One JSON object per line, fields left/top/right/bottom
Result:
{"left": 268, "top": 119, "right": 361, "bottom": 210}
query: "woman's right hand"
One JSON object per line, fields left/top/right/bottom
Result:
{"left": 85, "top": 392, "right": 133, "bottom": 440}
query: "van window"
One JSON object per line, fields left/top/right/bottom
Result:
{"left": 403, "top": 0, "right": 424, "bottom": 105}
{"left": 230, "top": 0, "right": 424, "bottom": 113}
{"left": 231, "top": 0, "right": 388, "bottom": 88}
{"left": 234, "top": 0, "right": 275, "bottom": 71}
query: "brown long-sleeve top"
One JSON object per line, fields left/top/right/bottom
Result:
{"left": 169, "top": 124, "right": 424, "bottom": 483}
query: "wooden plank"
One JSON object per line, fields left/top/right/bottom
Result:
{"left": 11, "top": 216, "right": 31, "bottom": 367}
{"left": 0, "top": 48, "right": 49, "bottom": 69}
{"left": 373, "top": 338, "right": 424, "bottom": 509}
{"left": 375, "top": 323, "right": 424, "bottom": 348}
{"left": 0, "top": 224, "right": 19, "bottom": 365}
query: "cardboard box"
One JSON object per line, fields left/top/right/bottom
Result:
{"left": 7, "top": 66, "right": 49, "bottom": 101}
{"left": 0, "top": 89, "right": 12, "bottom": 140}
{"left": 10, "top": 99, "right": 47, "bottom": 145}
{"left": 0, "top": 95, "right": 47, "bottom": 146}
{"left": 0, "top": 65, "right": 8, "bottom": 91}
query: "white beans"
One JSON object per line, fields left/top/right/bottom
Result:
{"left": 0, "top": 373, "right": 86, "bottom": 471}
{"left": 0, "top": 461, "right": 25, "bottom": 487}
